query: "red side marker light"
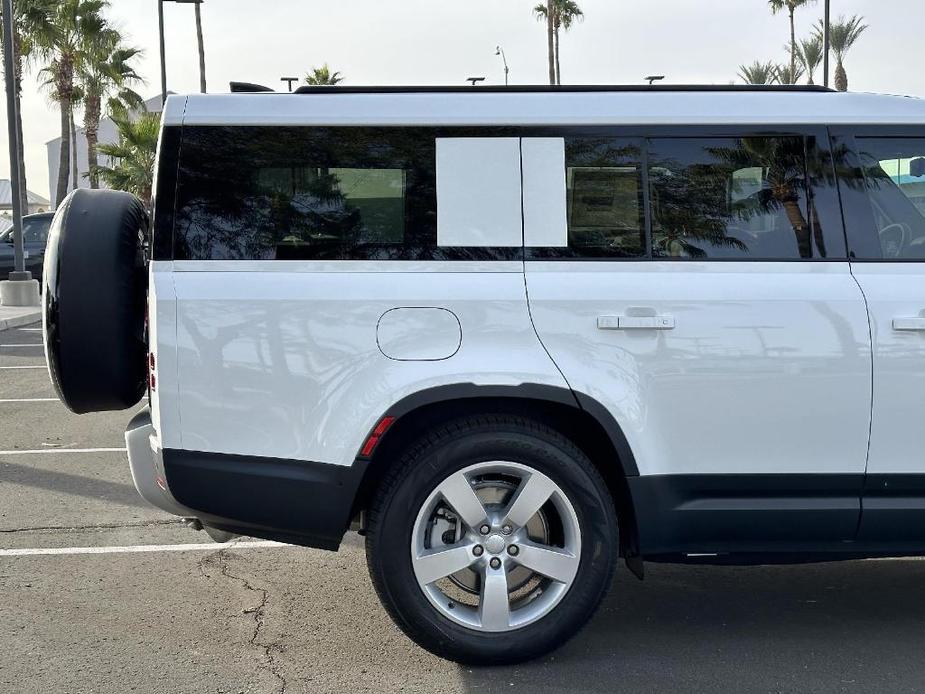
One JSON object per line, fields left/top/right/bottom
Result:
{"left": 361, "top": 416, "right": 396, "bottom": 457}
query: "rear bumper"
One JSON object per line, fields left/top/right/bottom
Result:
{"left": 125, "top": 408, "right": 193, "bottom": 517}
{"left": 162, "top": 448, "right": 368, "bottom": 550}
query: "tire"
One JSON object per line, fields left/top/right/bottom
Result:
{"left": 43, "top": 188, "right": 149, "bottom": 414}
{"left": 366, "top": 415, "right": 618, "bottom": 665}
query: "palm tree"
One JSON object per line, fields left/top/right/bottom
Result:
{"left": 535, "top": 1, "right": 583, "bottom": 85}
{"left": 817, "top": 15, "right": 868, "bottom": 92}
{"left": 97, "top": 111, "right": 159, "bottom": 203}
{"left": 35, "top": 0, "right": 108, "bottom": 206}
{"left": 2, "top": 0, "right": 54, "bottom": 211}
{"left": 533, "top": 2, "right": 555, "bottom": 85}
{"left": 304, "top": 63, "right": 343, "bottom": 86}
{"left": 768, "top": 0, "right": 816, "bottom": 81}
{"left": 77, "top": 28, "right": 144, "bottom": 188}
{"left": 553, "top": 0, "right": 583, "bottom": 85}
{"left": 797, "top": 35, "right": 823, "bottom": 85}
{"left": 738, "top": 60, "right": 778, "bottom": 85}
{"left": 775, "top": 62, "right": 805, "bottom": 85}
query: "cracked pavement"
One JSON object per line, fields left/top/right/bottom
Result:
{"left": 5, "top": 320, "right": 925, "bottom": 693}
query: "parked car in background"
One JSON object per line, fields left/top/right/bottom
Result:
{"left": 0, "top": 212, "right": 53, "bottom": 282}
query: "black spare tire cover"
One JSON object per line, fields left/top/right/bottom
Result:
{"left": 43, "top": 189, "right": 149, "bottom": 414}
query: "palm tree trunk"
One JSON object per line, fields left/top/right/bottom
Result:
{"left": 554, "top": 25, "right": 561, "bottom": 85}
{"left": 84, "top": 94, "right": 102, "bottom": 188}
{"left": 55, "top": 103, "right": 70, "bottom": 207}
{"left": 85, "top": 127, "right": 99, "bottom": 189}
{"left": 789, "top": 7, "right": 796, "bottom": 79}
{"left": 195, "top": 1, "right": 207, "bottom": 93}
{"left": 834, "top": 61, "right": 848, "bottom": 92}
{"left": 70, "top": 110, "right": 79, "bottom": 192}
{"left": 546, "top": 2, "right": 555, "bottom": 86}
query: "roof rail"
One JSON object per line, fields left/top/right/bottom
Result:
{"left": 292, "top": 84, "right": 834, "bottom": 95}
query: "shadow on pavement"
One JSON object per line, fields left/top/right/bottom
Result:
{"left": 0, "top": 459, "right": 145, "bottom": 508}
{"left": 461, "top": 560, "right": 925, "bottom": 694}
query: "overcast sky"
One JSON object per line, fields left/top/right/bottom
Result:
{"left": 5, "top": 0, "right": 924, "bottom": 201}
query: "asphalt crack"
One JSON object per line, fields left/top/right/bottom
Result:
{"left": 0, "top": 519, "right": 184, "bottom": 534}
{"left": 200, "top": 549, "right": 287, "bottom": 694}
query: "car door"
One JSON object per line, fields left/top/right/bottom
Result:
{"left": 523, "top": 128, "right": 872, "bottom": 554}
{"left": 835, "top": 128, "right": 925, "bottom": 548}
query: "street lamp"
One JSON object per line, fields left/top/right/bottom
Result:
{"left": 645, "top": 75, "right": 665, "bottom": 85}
{"left": 495, "top": 46, "right": 509, "bottom": 86}
{"left": 466, "top": 77, "right": 486, "bottom": 86}
{"left": 1, "top": 0, "right": 26, "bottom": 285}
{"left": 158, "top": 0, "right": 208, "bottom": 105}
{"left": 280, "top": 77, "right": 299, "bottom": 92}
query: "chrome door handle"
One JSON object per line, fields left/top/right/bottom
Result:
{"left": 892, "top": 317, "right": 925, "bottom": 331}
{"left": 597, "top": 315, "right": 675, "bottom": 330}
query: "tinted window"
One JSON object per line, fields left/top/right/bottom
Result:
{"left": 175, "top": 127, "right": 440, "bottom": 261}
{"left": 564, "top": 138, "right": 645, "bottom": 258}
{"left": 22, "top": 217, "right": 51, "bottom": 245}
{"left": 648, "top": 137, "right": 821, "bottom": 259}
{"left": 856, "top": 137, "right": 925, "bottom": 259}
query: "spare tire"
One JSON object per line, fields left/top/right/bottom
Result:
{"left": 43, "top": 189, "right": 149, "bottom": 414}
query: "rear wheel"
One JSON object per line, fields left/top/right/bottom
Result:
{"left": 366, "top": 415, "right": 617, "bottom": 664}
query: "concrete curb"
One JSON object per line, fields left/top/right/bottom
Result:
{"left": 0, "top": 308, "right": 41, "bottom": 332}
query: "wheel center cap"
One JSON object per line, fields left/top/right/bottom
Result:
{"left": 485, "top": 534, "right": 506, "bottom": 555}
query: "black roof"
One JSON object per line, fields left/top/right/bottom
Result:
{"left": 293, "top": 84, "right": 834, "bottom": 95}
{"left": 229, "top": 82, "right": 834, "bottom": 95}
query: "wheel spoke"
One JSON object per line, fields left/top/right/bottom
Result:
{"left": 503, "top": 471, "right": 556, "bottom": 528}
{"left": 513, "top": 541, "right": 579, "bottom": 584}
{"left": 478, "top": 566, "right": 511, "bottom": 631}
{"left": 436, "top": 471, "right": 489, "bottom": 530}
{"left": 413, "top": 545, "right": 477, "bottom": 586}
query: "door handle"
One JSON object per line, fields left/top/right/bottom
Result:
{"left": 892, "top": 317, "right": 925, "bottom": 331}
{"left": 597, "top": 315, "right": 675, "bottom": 330}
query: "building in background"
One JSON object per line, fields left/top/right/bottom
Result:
{"left": 0, "top": 180, "right": 50, "bottom": 217}
{"left": 45, "top": 94, "right": 165, "bottom": 207}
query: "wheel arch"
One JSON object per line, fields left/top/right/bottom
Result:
{"left": 352, "top": 383, "right": 640, "bottom": 556}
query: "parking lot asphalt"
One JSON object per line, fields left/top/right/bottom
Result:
{"left": 3, "top": 320, "right": 925, "bottom": 693}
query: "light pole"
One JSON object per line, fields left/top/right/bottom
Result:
{"left": 1, "top": 0, "right": 27, "bottom": 282}
{"left": 645, "top": 75, "right": 666, "bottom": 85}
{"left": 822, "top": 0, "right": 831, "bottom": 88}
{"left": 495, "top": 46, "right": 509, "bottom": 86}
{"left": 158, "top": 0, "right": 208, "bottom": 105}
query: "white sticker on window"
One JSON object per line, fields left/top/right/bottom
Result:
{"left": 436, "top": 138, "right": 522, "bottom": 247}
{"left": 522, "top": 138, "right": 567, "bottom": 247}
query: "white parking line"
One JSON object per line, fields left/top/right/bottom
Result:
{"left": 0, "top": 447, "right": 126, "bottom": 455}
{"left": 0, "top": 365, "right": 45, "bottom": 370}
{"left": 0, "top": 343, "right": 43, "bottom": 347}
{"left": 18, "top": 328, "right": 42, "bottom": 332}
{"left": 0, "top": 398, "right": 58, "bottom": 403}
{"left": 0, "top": 540, "right": 289, "bottom": 557}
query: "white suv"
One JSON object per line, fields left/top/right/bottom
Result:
{"left": 42, "top": 85, "right": 925, "bottom": 664}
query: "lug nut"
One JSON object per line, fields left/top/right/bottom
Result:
{"left": 473, "top": 545, "right": 484, "bottom": 557}
{"left": 489, "top": 557, "right": 502, "bottom": 570}
{"left": 501, "top": 525, "right": 512, "bottom": 535}
{"left": 479, "top": 524, "right": 491, "bottom": 535}
{"left": 507, "top": 545, "right": 519, "bottom": 556}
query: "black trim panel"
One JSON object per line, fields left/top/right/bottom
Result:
{"left": 163, "top": 449, "right": 366, "bottom": 550}
{"left": 630, "top": 474, "right": 864, "bottom": 556}
{"left": 859, "top": 474, "right": 925, "bottom": 548}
